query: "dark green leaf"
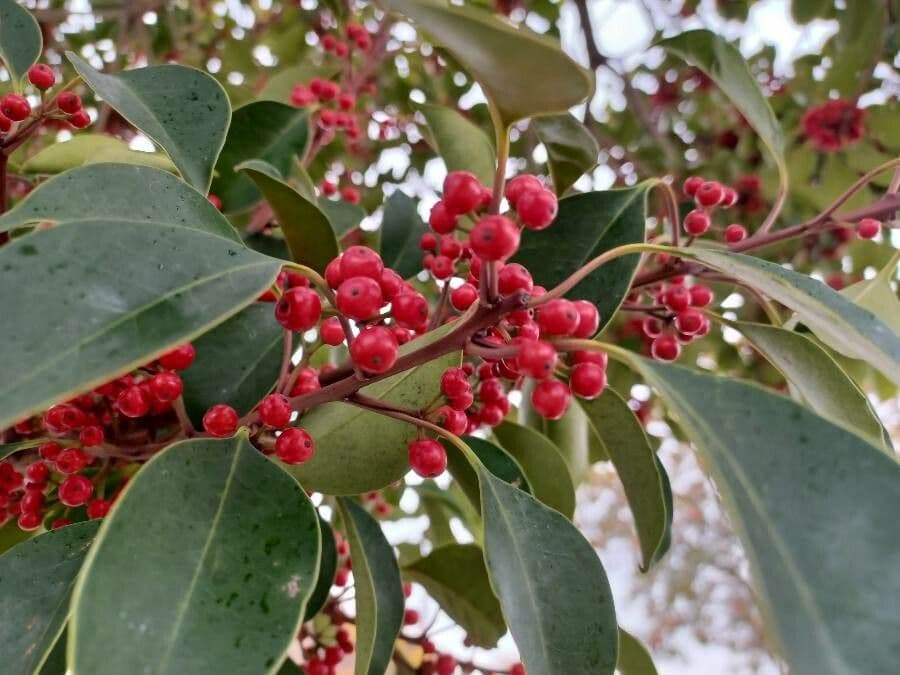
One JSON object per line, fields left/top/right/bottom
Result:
{"left": 580, "top": 390, "right": 671, "bottom": 570}
{"left": 238, "top": 160, "right": 340, "bottom": 273}
{"left": 380, "top": 191, "right": 429, "bottom": 279}
{"left": 21, "top": 135, "right": 177, "bottom": 175}
{"left": 841, "top": 251, "right": 900, "bottom": 336}
{"left": 337, "top": 498, "right": 404, "bottom": 675}
{"left": 289, "top": 327, "right": 460, "bottom": 494}
{"left": 421, "top": 494, "right": 456, "bottom": 548}
{"left": 659, "top": 31, "right": 786, "bottom": 179}
{"left": 67, "top": 52, "right": 230, "bottom": 192}
{"left": 0, "top": 0, "right": 41, "bottom": 89}
{"left": 617, "top": 628, "right": 658, "bottom": 675}
{"left": 823, "top": 3, "right": 886, "bottom": 95}
{"left": 0, "top": 221, "right": 281, "bottom": 430}
{"left": 0, "top": 163, "right": 239, "bottom": 241}
{"left": 513, "top": 184, "right": 652, "bottom": 330}
{"left": 318, "top": 197, "right": 366, "bottom": 236}
{"left": 677, "top": 248, "right": 900, "bottom": 385}
{"left": 533, "top": 114, "right": 598, "bottom": 196}
{"left": 419, "top": 103, "right": 495, "bottom": 185}
{"left": 631, "top": 357, "right": 900, "bottom": 675}
{"left": 0, "top": 522, "right": 99, "bottom": 675}
{"left": 71, "top": 434, "right": 320, "bottom": 675}
{"left": 791, "top": 0, "right": 833, "bottom": 23}
{"left": 476, "top": 462, "right": 618, "bottom": 674}
{"left": 404, "top": 544, "right": 506, "bottom": 647}
{"left": 386, "top": 0, "right": 593, "bottom": 126}
{"left": 212, "top": 102, "right": 310, "bottom": 213}
{"left": 493, "top": 421, "right": 576, "bottom": 518}
{"left": 725, "top": 319, "right": 888, "bottom": 450}
{"left": 445, "top": 435, "right": 530, "bottom": 513}
{"left": 304, "top": 517, "right": 338, "bottom": 621}
{"left": 181, "top": 303, "right": 284, "bottom": 427}
{"left": 37, "top": 627, "right": 68, "bottom": 675}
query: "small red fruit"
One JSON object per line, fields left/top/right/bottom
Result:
{"left": 689, "top": 285, "right": 714, "bottom": 308}
{"left": 79, "top": 425, "right": 105, "bottom": 448}
{"left": 516, "top": 188, "right": 558, "bottom": 230}
{"left": 537, "top": 299, "right": 580, "bottom": 336}
{"left": 0, "top": 94, "right": 30, "bottom": 121}
{"left": 498, "top": 263, "right": 533, "bottom": 295}
{"left": 408, "top": 439, "right": 447, "bottom": 478}
{"left": 203, "top": 404, "right": 239, "bottom": 437}
{"left": 683, "top": 209, "right": 711, "bottom": 235}
{"left": 441, "top": 368, "right": 470, "bottom": 398}
{"left": 56, "top": 91, "right": 82, "bottom": 114}
{"left": 56, "top": 448, "right": 89, "bottom": 474}
{"left": 572, "top": 300, "right": 600, "bottom": 338}
{"left": 683, "top": 176, "right": 704, "bottom": 196}
{"left": 505, "top": 174, "right": 543, "bottom": 206}
{"left": 450, "top": 282, "right": 478, "bottom": 310}
{"left": 857, "top": 218, "right": 881, "bottom": 239}
{"left": 18, "top": 511, "right": 42, "bottom": 531}
{"left": 59, "top": 475, "right": 94, "bottom": 507}
{"left": 350, "top": 326, "right": 399, "bottom": 374}
{"left": 531, "top": 379, "right": 571, "bottom": 420}
{"left": 725, "top": 223, "right": 747, "bottom": 243}
{"left": 651, "top": 335, "right": 681, "bottom": 361}
{"left": 430, "top": 255, "right": 455, "bottom": 280}
{"left": 258, "top": 393, "right": 293, "bottom": 428}
{"left": 276, "top": 428, "right": 315, "bottom": 464}
{"left": 116, "top": 385, "right": 150, "bottom": 418}
{"left": 695, "top": 181, "right": 724, "bottom": 207}
{"left": 276, "top": 286, "right": 323, "bottom": 331}
{"left": 340, "top": 246, "right": 384, "bottom": 280}
{"left": 27, "top": 64, "right": 56, "bottom": 90}
{"left": 69, "top": 110, "right": 91, "bottom": 128}
{"left": 443, "top": 171, "right": 484, "bottom": 215}
{"left": 159, "top": 343, "right": 196, "bottom": 371}
{"left": 321, "top": 317, "right": 346, "bottom": 345}
{"left": 570, "top": 363, "right": 607, "bottom": 399}
{"left": 664, "top": 285, "right": 691, "bottom": 312}
{"left": 87, "top": 499, "right": 112, "bottom": 519}
{"left": 470, "top": 215, "right": 520, "bottom": 261}
{"left": 392, "top": 292, "right": 429, "bottom": 330}
{"left": 429, "top": 200, "right": 458, "bottom": 234}
{"left": 336, "top": 276, "right": 383, "bottom": 321}
{"left": 149, "top": 371, "right": 183, "bottom": 403}
{"left": 517, "top": 340, "right": 558, "bottom": 379}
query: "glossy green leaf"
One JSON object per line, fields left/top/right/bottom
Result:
{"left": 317, "top": 197, "right": 366, "bottom": 236}
{"left": 533, "top": 114, "right": 599, "bottom": 196}
{"left": 419, "top": 103, "right": 495, "bottom": 185}
{"left": 387, "top": 0, "right": 593, "bottom": 126}
{"left": 238, "top": 160, "right": 339, "bottom": 273}
{"left": 21, "top": 134, "right": 178, "bottom": 175}
{"left": 67, "top": 52, "right": 230, "bottom": 192}
{"left": 0, "top": 163, "right": 239, "bottom": 241}
{"left": 631, "top": 358, "right": 900, "bottom": 675}
{"left": 421, "top": 494, "right": 456, "bottom": 548}
{"left": 659, "top": 31, "right": 786, "bottom": 180}
{"left": 304, "top": 517, "right": 338, "bottom": 621}
{"left": 0, "top": 522, "right": 99, "bottom": 675}
{"left": 579, "top": 390, "right": 671, "bottom": 571}
{"left": 493, "top": 421, "right": 576, "bottom": 518}
{"left": 677, "top": 248, "right": 900, "bottom": 385}
{"left": 0, "top": 438, "right": 42, "bottom": 460}
{"left": 475, "top": 461, "right": 618, "bottom": 674}
{"left": 337, "top": 498, "right": 404, "bottom": 675}
{"left": 213, "top": 102, "right": 310, "bottom": 213}
{"left": 181, "top": 303, "right": 284, "bottom": 427}
{"left": 513, "top": 183, "right": 652, "bottom": 330}
{"left": 823, "top": 2, "right": 886, "bottom": 95}
{"left": 617, "top": 628, "right": 658, "bottom": 675}
{"left": 0, "top": 0, "right": 41, "bottom": 89}
{"left": 445, "top": 435, "right": 530, "bottom": 514}
{"left": 841, "top": 251, "right": 900, "bottom": 336}
{"left": 71, "top": 434, "right": 320, "bottom": 675}
{"left": 725, "top": 319, "right": 888, "bottom": 450}
{"left": 37, "top": 628, "right": 68, "bottom": 675}
{"left": 0, "top": 522, "right": 33, "bottom": 556}
{"left": 380, "top": 191, "right": 429, "bottom": 279}
{"left": 791, "top": 0, "right": 833, "bottom": 23}
{"left": 0, "top": 221, "right": 280, "bottom": 430}
{"left": 404, "top": 544, "right": 506, "bottom": 648}
{"left": 288, "top": 327, "right": 460, "bottom": 494}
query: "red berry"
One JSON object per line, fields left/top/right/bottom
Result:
{"left": 116, "top": 385, "right": 150, "bottom": 418}
{"left": 511, "top": 663, "right": 526, "bottom": 675}
{"left": 403, "top": 609, "right": 419, "bottom": 625}
{"left": 440, "top": 237, "right": 463, "bottom": 260}
{"left": 433, "top": 406, "right": 468, "bottom": 435}
{"left": 50, "top": 518, "right": 72, "bottom": 530}
{"left": 537, "top": 299, "right": 580, "bottom": 336}
{"left": 531, "top": 379, "right": 571, "bottom": 420}
{"left": 18, "top": 511, "right": 42, "bottom": 531}
{"left": 350, "top": 326, "right": 399, "bottom": 373}
{"left": 441, "top": 368, "right": 470, "bottom": 398}
{"left": 721, "top": 187, "right": 739, "bottom": 207}
{"left": 55, "top": 448, "right": 89, "bottom": 475}
{"left": 642, "top": 316, "right": 663, "bottom": 338}
{"left": 572, "top": 300, "right": 600, "bottom": 338}
{"left": 0, "top": 94, "right": 30, "bottom": 121}
{"left": 517, "top": 340, "right": 558, "bottom": 379}
{"left": 203, "top": 404, "right": 239, "bottom": 437}
{"left": 505, "top": 174, "right": 543, "bottom": 206}
{"left": 470, "top": 215, "right": 520, "bottom": 261}
{"left": 159, "top": 343, "right": 196, "bottom": 370}
{"left": 430, "top": 255, "right": 455, "bottom": 280}
{"left": 321, "top": 316, "right": 346, "bottom": 345}
{"left": 498, "top": 263, "right": 533, "bottom": 295}
{"left": 276, "top": 286, "right": 323, "bottom": 331}
{"left": 0, "top": 112, "right": 10, "bottom": 132}
{"left": 516, "top": 188, "right": 558, "bottom": 230}
{"left": 56, "top": 91, "right": 82, "bottom": 114}
{"left": 87, "top": 498, "right": 112, "bottom": 519}
{"left": 651, "top": 335, "right": 681, "bottom": 361}
{"left": 79, "top": 425, "right": 105, "bottom": 448}
{"left": 664, "top": 286, "right": 691, "bottom": 312}
{"left": 479, "top": 378, "right": 506, "bottom": 403}
{"left": 725, "top": 223, "right": 747, "bottom": 243}
{"left": 27, "top": 64, "right": 56, "bottom": 90}
{"left": 26, "top": 462, "right": 50, "bottom": 484}
{"left": 306, "top": 659, "right": 329, "bottom": 675}
{"left": 572, "top": 350, "right": 608, "bottom": 368}
{"left": 69, "top": 110, "right": 91, "bottom": 128}
{"left": 689, "top": 285, "right": 714, "bottom": 308}
{"left": 258, "top": 393, "right": 293, "bottom": 428}
{"left": 336, "top": 276, "right": 384, "bottom": 320}
{"left": 683, "top": 176, "right": 704, "bottom": 196}
{"left": 570, "top": 363, "right": 606, "bottom": 399}
{"left": 338, "top": 92, "right": 355, "bottom": 110}
{"left": 320, "top": 180, "right": 337, "bottom": 196}
{"left": 341, "top": 186, "right": 360, "bottom": 204}
{"left": 340, "top": 246, "right": 384, "bottom": 280}
{"left": 450, "top": 283, "right": 478, "bottom": 310}
{"left": 429, "top": 200, "right": 458, "bottom": 234}
{"left": 683, "top": 209, "right": 711, "bottom": 235}
{"left": 435, "top": 654, "right": 457, "bottom": 675}
{"left": 695, "top": 181, "right": 724, "bottom": 207}
{"left": 379, "top": 268, "right": 405, "bottom": 300}
{"left": 20, "top": 490, "right": 44, "bottom": 514}
{"left": 408, "top": 439, "right": 447, "bottom": 478}
{"left": 275, "top": 427, "right": 315, "bottom": 464}
{"left": 420, "top": 232, "right": 438, "bottom": 252}
{"left": 59, "top": 475, "right": 94, "bottom": 507}
{"left": 392, "top": 292, "right": 429, "bottom": 330}
{"left": 857, "top": 218, "right": 881, "bottom": 239}
{"left": 149, "top": 372, "right": 183, "bottom": 403}
{"left": 443, "top": 171, "right": 483, "bottom": 215}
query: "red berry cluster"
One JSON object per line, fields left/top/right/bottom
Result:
{"left": 801, "top": 99, "right": 865, "bottom": 153}
{"left": 0, "top": 64, "right": 90, "bottom": 138}
{"left": 682, "top": 175, "right": 747, "bottom": 243}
